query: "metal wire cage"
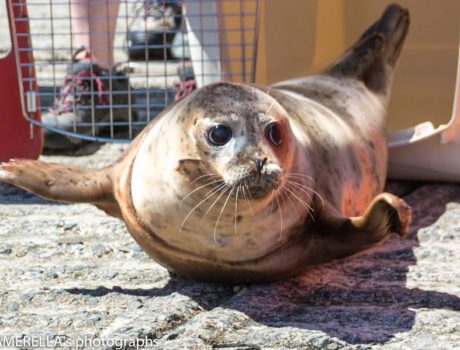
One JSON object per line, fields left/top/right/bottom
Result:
{"left": 3, "top": 0, "right": 260, "bottom": 143}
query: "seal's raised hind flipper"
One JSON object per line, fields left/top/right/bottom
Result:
{"left": 0, "top": 159, "right": 121, "bottom": 218}
{"left": 325, "top": 3, "right": 409, "bottom": 93}
{"left": 310, "top": 193, "right": 411, "bottom": 263}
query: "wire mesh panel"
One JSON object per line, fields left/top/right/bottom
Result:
{"left": 8, "top": 0, "right": 260, "bottom": 144}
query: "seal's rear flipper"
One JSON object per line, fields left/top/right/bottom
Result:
{"left": 310, "top": 193, "right": 411, "bottom": 263}
{"left": 325, "top": 4, "right": 409, "bottom": 93}
{"left": 0, "top": 159, "right": 121, "bottom": 218}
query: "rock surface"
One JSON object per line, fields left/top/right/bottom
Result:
{"left": 0, "top": 143, "right": 459, "bottom": 350}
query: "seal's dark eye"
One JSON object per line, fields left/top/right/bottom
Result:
{"left": 266, "top": 123, "right": 283, "bottom": 146}
{"left": 207, "top": 125, "right": 232, "bottom": 146}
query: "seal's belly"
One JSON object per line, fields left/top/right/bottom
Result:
{"left": 130, "top": 179, "right": 307, "bottom": 262}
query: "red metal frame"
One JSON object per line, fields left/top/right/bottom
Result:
{"left": 0, "top": 0, "right": 42, "bottom": 162}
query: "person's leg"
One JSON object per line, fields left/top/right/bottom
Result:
{"left": 71, "top": 0, "right": 120, "bottom": 69}
{"left": 43, "top": 0, "right": 132, "bottom": 151}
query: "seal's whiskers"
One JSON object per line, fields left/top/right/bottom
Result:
{"left": 279, "top": 190, "right": 290, "bottom": 241}
{"left": 284, "top": 182, "right": 313, "bottom": 212}
{"left": 282, "top": 185, "right": 301, "bottom": 218}
{"left": 190, "top": 172, "right": 220, "bottom": 185}
{"left": 289, "top": 173, "right": 314, "bottom": 182}
{"left": 265, "top": 100, "right": 276, "bottom": 115}
{"left": 289, "top": 181, "right": 325, "bottom": 211}
{"left": 275, "top": 192, "right": 284, "bottom": 241}
{"left": 214, "top": 186, "right": 236, "bottom": 245}
{"left": 242, "top": 183, "right": 255, "bottom": 216}
{"left": 179, "top": 181, "right": 226, "bottom": 232}
{"left": 234, "top": 185, "right": 240, "bottom": 237}
{"left": 203, "top": 184, "right": 231, "bottom": 218}
{"left": 268, "top": 188, "right": 277, "bottom": 214}
{"left": 284, "top": 183, "right": 315, "bottom": 223}
{"left": 288, "top": 175, "right": 325, "bottom": 209}
{"left": 181, "top": 177, "right": 222, "bottom": 203}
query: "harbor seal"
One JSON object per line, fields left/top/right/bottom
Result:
{"left": 0, "top": 4, "right": 411, "bottom": 283}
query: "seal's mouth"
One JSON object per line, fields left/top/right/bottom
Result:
{"left": 230, "top": 172, "right": 282, "bottom": 200}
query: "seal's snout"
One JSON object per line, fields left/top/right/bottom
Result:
{"left": 244, "top": 163, "right": 283, "bottom": 199}
{"left": 225, "top": 160, "right": 283, "bottom": 199}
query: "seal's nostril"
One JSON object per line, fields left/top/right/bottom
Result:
{"left": 255, "top": 157, "right": 268, "bottom": 173}
{"left": 255, "top": 160, "right": 262, "bottom": 173}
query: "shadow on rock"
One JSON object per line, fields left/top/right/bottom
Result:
{"left": 222, "top": 184, "right": 460, "bottom": 344}
{"left": 65, "top": 183, "right": 460, "bottom": 345}
{"left": 65, "top": 277, "right": 237, "bottom": 311}
{"left": 0, "top": 183, "right": 67, "bottom": 205}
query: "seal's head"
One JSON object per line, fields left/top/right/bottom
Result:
{"left": 180, "top": 82, "right": 296, "bottom": 201}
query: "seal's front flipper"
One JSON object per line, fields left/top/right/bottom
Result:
{"left": 310, "top": 193, "right": 411, "bottom": 263}
{"left": 325, "top": 4, "right": 409, "bottom": 93}
{"left": 348, "top": 192, "right": 411, "bottom": 238}
{"left": 0, "top": 159, "right": 121, "bottom": 218}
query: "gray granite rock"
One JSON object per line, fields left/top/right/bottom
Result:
{"left": 0, "top": 144, "right": 459, "bottom": 349}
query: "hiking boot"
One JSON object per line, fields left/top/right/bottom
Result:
{"left": 42, "top": 48, "right": 136, "bottom": 150}
{"left": 128, "top": 0, "right": 182, "bottom": 61}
